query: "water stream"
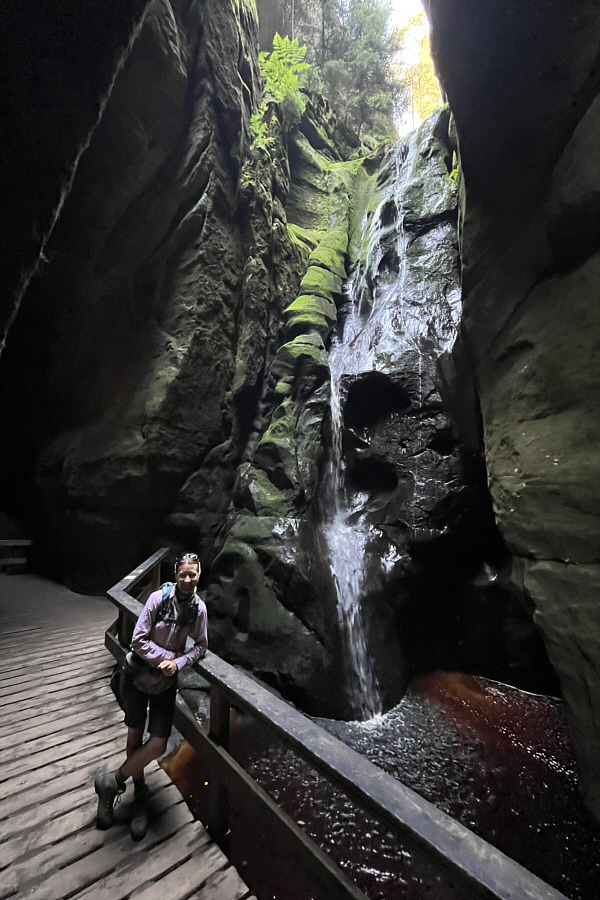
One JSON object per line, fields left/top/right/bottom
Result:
{"left": 321, "top": 300, "right": 382, "bottom": 719}
{"left": 320, "top": 137, "right": 428, "bottom": 719}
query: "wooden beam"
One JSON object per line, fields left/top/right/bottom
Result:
{"left": 173, "top": 698, "right": 369, "bottom": 900}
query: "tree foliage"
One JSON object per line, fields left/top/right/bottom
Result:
{"left": 254, "top": 1, "right": 441, "bottom": 141}
{"left": 393, "top": 13, "right": 442, "bottom": 131}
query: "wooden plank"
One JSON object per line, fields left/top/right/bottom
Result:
{"left": 6, "top": 792, "right": 195, "bottom": 900}
{"left": 21, "top": 820, "right": 206, "bottom": 900}
{"left": 0, "top": 688, "right": 118, "bottom": 736}
{"left": 0, "top": 659, "right": 112, "bottom": 693}
{"left": 0, "top": 741, "right": 123, "bottom": 823}
{"left": 0, "top": 733, "right": 123, "bottom": 813}
{"left": 190, "top": 865, "right": 255, "bottom": 900}
{"left": 0, "top": 640, "right": 108, "bottom": 667}
{"left": 1, "top": 723, "right": 128, "bottom": 780}
{"left": 0, "top": 668, "right": 115, "bottom": 709}
{"left": 0, "top": 693, "right": 117, "bottom": 741}
{"left": 1, "top": 766, "right": 183, "bottom": 884}
{"left": 0, "top": 704, "right": 121, "bottom": 764}
{"left": 0, "top": 661, "right": 112, "bottom": 698}
{"left": 82, "top": 842, "right": 227, "bottom": 900}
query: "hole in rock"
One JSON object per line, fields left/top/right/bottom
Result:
{"left": 344, "top": 372, "right": 410, "bottom": 430}
{"left": 428, "top": 432, "right": 458, "bottom": 455}
{"left": 379, "top": 198, "right": 397, "bottom": 227}
{"left": 347, "top": 458, "right": 398, "bottom": 492}
{"left": 378, "top": 247, "right": 399, "bottom": 275}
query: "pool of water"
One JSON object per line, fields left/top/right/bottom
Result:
{"left": 165, "top": 671, "right": 600, "bottom": 899}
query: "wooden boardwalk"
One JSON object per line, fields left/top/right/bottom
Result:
{"left": 0, "top": 575, "right": 256, "bottom": 900}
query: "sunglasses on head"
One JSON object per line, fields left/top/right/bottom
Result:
{"left": 175, "top": 552, "right": 200, "bottom": 567}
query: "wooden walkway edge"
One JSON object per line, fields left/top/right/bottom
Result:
{"left": 0, "top": 575, "right": 256, "bottom": 900}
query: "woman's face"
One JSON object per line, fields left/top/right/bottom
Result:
{"left": 175, "top": 562, "right": 200, "bottom": 596}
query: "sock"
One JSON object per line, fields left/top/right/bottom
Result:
{"left": 115, "top": 768, "right": 127, "bottom": 789}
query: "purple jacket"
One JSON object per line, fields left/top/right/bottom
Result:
{"left": 131, "top": 586, "right": 208, "bottom": 671}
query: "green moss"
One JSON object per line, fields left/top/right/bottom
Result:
{"left": 246, "top": 467, "right": 291, "bottom": 517}
{"left": 348, "top": 163, "right": 381, "bottom": 263}
{"left": 270, "top": 332, "right": 329, "bottom": 383}
{"left": 283, "top": 292, "right": 337, "bottom": 338}
{"left": 299, "top": 265, "right": 343, "bottom": 299}
{"left": 308, "top": 245, "right": 346, "bottom": 280}
{"left": 287, "top": 223, "right": 320, "bottom": 252}
{"left": 315, "top": 225, "right": 349, "bottom": 255}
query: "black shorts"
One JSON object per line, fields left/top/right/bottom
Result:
{"left": 122, "top": 673, "right": 177, "bottom": 739}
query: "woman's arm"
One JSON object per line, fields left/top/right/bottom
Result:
{"left": 173, "top": 601, "right": 208, "bottom": 670}
{"left": 131, "top": 592, "right": 175, "bottom": 666}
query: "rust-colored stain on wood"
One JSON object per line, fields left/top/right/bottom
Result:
{"left": 0, "top": 575, "right": 256, "bottom": 900}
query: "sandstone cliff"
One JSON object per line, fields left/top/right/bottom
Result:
{"left": 427, "top": 0, "right": 600, "bottom": 820}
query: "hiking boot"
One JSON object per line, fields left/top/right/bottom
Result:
{"left": 130, "top": 783, "right": 151, "bottom": 841}
{"left": 94, "top": 769, "right": 125, "bottom": 829}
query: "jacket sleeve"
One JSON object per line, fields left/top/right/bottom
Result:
{"left": 175, "top": 600, "right": 208, "bottom": 670}
{"left": 131, "top": 592, "right": 173, "bottom": 666}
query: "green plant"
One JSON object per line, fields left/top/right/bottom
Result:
{"left": 250, "top": 34, "right": 311, "bottom": 141}
{"left": 259, "top": 33, "right": 311, "bottom": 103}
{"left": 250, "top": 113, "right": 273, "bottom": 149}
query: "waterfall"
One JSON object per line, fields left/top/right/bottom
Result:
{"left": 321, "top": 121, "right": 461, "bottom": 720}
{"left": 323, "top": 311, "right": 383, "bottom": 720}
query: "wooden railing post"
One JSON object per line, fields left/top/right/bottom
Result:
{"left": 207, "top": 684, "right": 230, "bottom": 845}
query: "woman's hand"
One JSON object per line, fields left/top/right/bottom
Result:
{"left": 158, "top": 659, "right": 178, "bottom": 676}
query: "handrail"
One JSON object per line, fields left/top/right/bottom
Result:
{"left": 106, "top": 550, "right": 568, "bottom": 900}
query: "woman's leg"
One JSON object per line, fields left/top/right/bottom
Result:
{"left": 119, "top": 735, "right": 168, "bottom": 780}
{"left": 126, "top": 726, "right": 145, "bottom": 759}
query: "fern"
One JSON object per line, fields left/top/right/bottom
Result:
{"left": 259, "top": 34, "right": 310, "bottom": 108}
{"left": 250, "top": 34, "right": 311, "bottom": 148}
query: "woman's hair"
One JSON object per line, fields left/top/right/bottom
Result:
{"left": 174, "top": 552, "right": 201, "bottom": 572}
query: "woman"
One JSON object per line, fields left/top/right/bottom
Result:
{"left": 95, "top": 552, "right": 208, "bottom": 840}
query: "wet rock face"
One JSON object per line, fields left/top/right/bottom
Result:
{"left": 0, "top": 0, "right": 261, "bottom": 588}
{"left": 427, "top": 0, "right": 600, "bottom": 818}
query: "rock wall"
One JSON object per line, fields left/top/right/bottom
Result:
{"left": 427, "top": 0, "right": 600, "bottom": 820}
{"left": 0, "top": 0, "right": 151, "bottom": 353}
{"left": 1, "top": 0, "right": 261, "bottom": 589}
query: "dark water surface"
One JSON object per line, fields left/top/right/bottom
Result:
{"left": 165, "top": 672, "right": 600, "bottom": 900}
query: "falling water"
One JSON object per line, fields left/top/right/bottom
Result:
{"left": 321, "top": 140, "right": 417, "bottom": 720}
{"left": 323, "top": 323, "right": 382, "bottom": 720}
{"left": 321, "top": 119, "right": 462, "bottom": 719}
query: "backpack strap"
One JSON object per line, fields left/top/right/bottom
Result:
{"left": 155, "top": 582, "right": 174, "bottom": 623}
{"left": 155, "top": 582, "right": 198, "bottom": 632}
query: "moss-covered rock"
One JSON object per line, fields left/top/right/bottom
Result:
{"left": 298, "top": 265, "right": 343, "bottom": 301}
{"left": 269, "top": 332, "right": 329, "bottom": 385}
{"left": 283, "top": 293, "right": 337, "bottom": 339}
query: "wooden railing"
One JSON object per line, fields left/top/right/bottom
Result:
{"left": 0, "top": 538, "right": 32, "bottom": 571}
{"left": 105, "top": 549, "right": 568, "bottom": 900}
